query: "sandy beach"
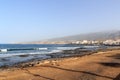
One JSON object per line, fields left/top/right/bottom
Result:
{"left": 0, "top": 49, "right": 120, "bottom": 80}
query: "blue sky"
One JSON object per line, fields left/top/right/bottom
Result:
{"left": 0, "top": 0, "right": 120, "bottom": 43}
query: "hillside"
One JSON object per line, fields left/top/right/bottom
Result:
{"left": 46, "top": 30, "right": 120, "bottom": 41}
{"left": 19, "top": 30, "right": 120, "bottom": 44}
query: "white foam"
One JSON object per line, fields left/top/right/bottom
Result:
{"left": 83, "top": 46, "right": 100, "bottom": 48}
{"left": 0, "top": 49, "right": 8, "bottom": 52}
{"left": 0, "top": 51, "right": 49, "bottom": 58}
{"left": 0, "top": 47, "right": 80, "bottom": 58}
{"left": 57, "top": 47, "right": 80, "bottom": 50}
{"left": 49, "top": 50, "right": 62, "bottom": 53}
{"left": 35, "top": 48, "right": 48, "bottom": 50}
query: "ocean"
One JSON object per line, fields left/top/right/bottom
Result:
{"left": 0, "top": 44, "right": 99, "bottom": 67}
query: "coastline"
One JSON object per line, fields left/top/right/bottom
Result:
{"left": 0, "top": 47, "right": 119, "bottom": 69}
{"left": 0, "top": 46, "right": 108, "bottom": 69}
{"left": 0, "top": 47, "right": 120, "bottom": 80}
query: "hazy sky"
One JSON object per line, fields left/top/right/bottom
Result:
{"left": 0, "top": 0, "right": 120, "bottom": 43}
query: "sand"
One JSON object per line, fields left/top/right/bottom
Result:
{"left": 0, "top": 49, "right": 120, "bottom": 80}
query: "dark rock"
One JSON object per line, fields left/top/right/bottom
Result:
{"left": 19, "top": 55, "right": 29, "bottom": 57}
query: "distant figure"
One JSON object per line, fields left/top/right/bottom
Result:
{"left": 113, "top": 73, "right": 120, "bottom": 80}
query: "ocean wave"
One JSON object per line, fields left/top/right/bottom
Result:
{"left": 0, "top": 46, "right": 81, "bottom": 58}
{"left": 0, "top": 49, "right": 8, "bottom": 52}
{"left": 0, "top": 51, "right": 49, "bottom": 58}
{"left": 48, "top": 50, "right": 62, "bottom": 53}
{"left": 0, "top": 47, "right": 48, "bottom": 52}
{"left": 83, "top": 46, "right": 100, "bottom": 48}
{"left": 56, "top": 47, "right": 80, "bottom": 50}
{"left": 35, "top": 48, "right": 48, "bottom": 50}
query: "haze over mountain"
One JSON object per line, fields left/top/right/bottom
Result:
{"left": 22, "top": 30, "right": 120, "bottom": 44}
{"left": 47, "top": 30, "right": 120, "bottom": 41}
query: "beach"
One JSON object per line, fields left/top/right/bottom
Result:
{"left": 0, "top": 48, "right": 120, "bottom": 80}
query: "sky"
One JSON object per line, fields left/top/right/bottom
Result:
{"left": 0, "top": 0, "right": 120, "bottom": 43}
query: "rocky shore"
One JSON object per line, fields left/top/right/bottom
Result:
{"left": 0, "top": 47, "right": 120, "bottom": 80}
{"left": 0, "top": 47, "right": 96, "bottom": 69}
{"left": 0, "top": 46, "right": 119, "bottom": 70}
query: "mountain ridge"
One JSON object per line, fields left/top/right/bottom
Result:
{"left": 19, "top": 30, "right": 120, "bottom": 44}
{"left": 46, "top": 30, "right": 120, "bottom": 41}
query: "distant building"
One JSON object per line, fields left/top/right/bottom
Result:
{"left": 103, "top": 39, "right": 120, "bottom": 45}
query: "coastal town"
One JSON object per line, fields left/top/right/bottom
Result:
{"left": 71, "top": 39, "right": 120, "bottom": 45}
{"left": 35, "top": 39, "right": 120, "bottom": 45}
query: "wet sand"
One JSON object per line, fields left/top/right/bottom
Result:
{"left": 0, "top": 49, "right": 120, "bottom": 80}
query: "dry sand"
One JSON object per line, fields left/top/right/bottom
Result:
{"left": 0, "top": 49, "right": 120, "bottom": 80}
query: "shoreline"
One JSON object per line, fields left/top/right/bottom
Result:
{"left": 1, "top": 47, "right": 120, "bottom": 70}
{"left": 0, "top": 47, "right": 100, "bottom": 69}
{"left": 0, "top": 48, "right": 120, "bottom": 80}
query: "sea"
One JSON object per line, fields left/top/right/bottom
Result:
{"left": 0, "top": 44, "right": 100, "bottom": 67}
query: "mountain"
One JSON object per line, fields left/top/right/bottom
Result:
{"left": 46, "top": 30, "right": 120, "bottom": 41}
{"left": 19, "top": 30, "right": 120, "bottom": 44}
